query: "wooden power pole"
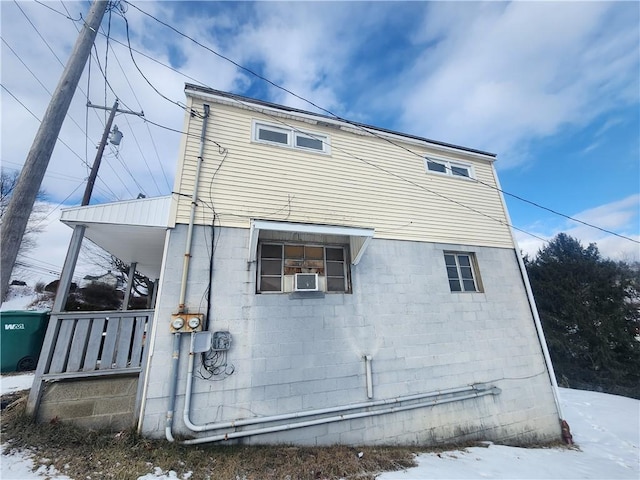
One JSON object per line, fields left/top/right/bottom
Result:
{"left": 1, "top": 0, "right": 109, "bottom": 301}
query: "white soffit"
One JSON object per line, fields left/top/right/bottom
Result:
{"left": 60, "top": 196, "right": 173, "bottom": 279}
{"left": 249, "top": 219, "right": 375, "bottom": 265}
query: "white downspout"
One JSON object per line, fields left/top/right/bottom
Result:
{"left": 490, "top": 164, "right": 564, "bottom": 419}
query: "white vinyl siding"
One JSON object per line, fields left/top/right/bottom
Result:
{"left": 173, "top": 97, "right": 514, "bottom": 249}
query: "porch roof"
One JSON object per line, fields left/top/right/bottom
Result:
{"left": 60, "top": 196, "right": 173, "bottom": 279}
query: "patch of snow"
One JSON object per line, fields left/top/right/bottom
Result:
{"left": 379, "top": 387, "right": 639, "bottom": 479}
{"left": 137, "top": 467, "right": 193, "bottom": 479}
{"left": 1, "top": 373, "right": 35, "bottom": 394}
{"left": 1, "top": 285, "right": 52, "bottom": 312}
{"left": 0, "top": 446, "right": 72, "bottom": 480}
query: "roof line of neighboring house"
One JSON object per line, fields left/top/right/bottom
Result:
{"left": 184, "top": 84, "right": 497, "bottom": 160}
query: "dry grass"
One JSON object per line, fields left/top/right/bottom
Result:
{"left": 1, "top": 392, "right": 418, "bottom": 480}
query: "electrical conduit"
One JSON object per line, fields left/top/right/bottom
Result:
{"left": 181, "top": 333, "right": 500, "bottom": 444}
{"left": 165, "top": 104, "right": 210, "bottom": 442}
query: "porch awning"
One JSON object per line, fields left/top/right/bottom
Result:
{"left": 60, "top": 196, "right": 173, "bottom": 279}
{"left": 248, "top": 219, "right": 375, "bottom": 265}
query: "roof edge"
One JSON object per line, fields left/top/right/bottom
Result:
{"left": 184, "top": 84, "right": 497, "bottom": 159}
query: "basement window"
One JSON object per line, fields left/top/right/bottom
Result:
{"left": 258, "top": 243, "right": 350, "bottom": 293}
{"left": 444, "top": 252, "right": 482, "bottom": 292}
{"left": 253, "top": 121, "right": 329, "bottom": 154}
{"left": 426, "top": 157, "right": 474, "bottom": 179}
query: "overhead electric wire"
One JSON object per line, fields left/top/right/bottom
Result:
{"left": 123, "top": 0, "right": 637, "bottom": 246}
{"left": 99, "top": 25, "right": 167, "bottom": 195}
{"left": 122, "top": 115, "right": 162, "bottom": 195}
{"left": 1, "top": 84, "right": 90, "bottom": 168}
{"left": 108, "top": 145, "right": 148, "bottom": 197}
{"left": 119, "top": 11, "right": 194, "bottom": 114}
{"left": 34, "top": 0, "right": 80, "bottom": 20}
{"left": 206, "top": 96, "right": 548, "bottom": 242}
{"left": 1, "top": 37, "right": 96, "bottom": 150}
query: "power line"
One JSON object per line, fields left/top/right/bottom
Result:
{"left": 1, "top": 37, "right": 95, "bottom": 150}
{"left": 34, "top": 0, "right": 81, "bottom": 21}
{"left": 98, "top": 23, "right": 168, "bottom": 195}
{"left": 118, "top": 10, "right": 195, "bottom": 115}
{"left": 1, "top": 84, "right": 90, "bottom": 168}
{"left": 201, "top": 96, "right": 548, "bottom": 243}
{"left": 122, "top": 115, "right": 162, "bottom": 195}
{"left": 123, "top": 0, "right": 638, "bottom": 246}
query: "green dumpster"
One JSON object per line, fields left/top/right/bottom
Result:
{"left": 0, "top": 310, "right": 50, "bottom": 373}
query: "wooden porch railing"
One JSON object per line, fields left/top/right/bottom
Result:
{"left": 26, "top": 309, "right": 154, "bottom": 416}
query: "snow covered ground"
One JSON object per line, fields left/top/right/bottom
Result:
{"left": 1, "top": 373, "right": 638, "bottom": 480}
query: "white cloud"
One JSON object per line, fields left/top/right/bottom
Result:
{"left": 515, "top": 194, "right": 640, "bottom": 262}
{"left": 3, "top": 0, "right": 638, "bottom": 284}
{"left": 397, "top": 2, "right": 639, "bottom": 164}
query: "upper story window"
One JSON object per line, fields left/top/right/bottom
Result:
{"left": 253, "top": 121, "right": 329, "bottom": 154}
{"left": 425, "top": 157, "right": 474, "bottom": 179}
{"left": 444, "top": 252, "right": 482, "bottom": 292}
{"left": 258, "top": 242, "right": 349, "bottom": 293}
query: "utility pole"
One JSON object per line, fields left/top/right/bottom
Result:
{"left": 82, "top": 100, "right": 118, "bottom": 206}
{"left": 1, "top": 0, "right": 109, "bottom": 301}
{"left": 51, "top": 100, "right": 142, "bottom": 312}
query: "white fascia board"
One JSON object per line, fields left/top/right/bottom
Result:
{"left": 249, "top": 219, "right": 375, "bottom": 264}
{"left": 61, "top": 196, "right": 172, "bottom": 228}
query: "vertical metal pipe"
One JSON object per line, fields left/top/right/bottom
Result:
{"left": 178, "top": 104, "right": 210, "bottom": 311}
{"left": 165, "top": 332, "right": 182, "bottom": 442}
{"left": 364, "top": 355, "right": 373, "bottom": 399}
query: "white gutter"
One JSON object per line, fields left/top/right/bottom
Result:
{"left": 490, "top": 164, "right": 563, "bottom": 419}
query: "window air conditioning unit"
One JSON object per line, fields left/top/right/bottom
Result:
{"left": 294, "top": 273, "right": 319, "bottom": 292}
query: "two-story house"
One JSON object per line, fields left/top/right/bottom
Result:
{"left": 28, "top": 85, "right": 562, "bottom": 446}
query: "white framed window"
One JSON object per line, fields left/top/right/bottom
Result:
{"left": 256, "top": 124, "right": 290, "bottom": 146}
{"left": 444, "top": 252, "right": 482, "bottom": 292}
{"left": 253, "top": 121, "right": 329, "bottom": 154}
{"left": 257, "top": 242, "right": 349, "bottom": 293}
{"left": 425, "top": 157, "right": 474, "bottom": 179}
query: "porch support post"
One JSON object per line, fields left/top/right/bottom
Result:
{"left": 52, "top": 225, "right": 86, "bottom": 312}
{"left": 149, "top": 279, "right": 159, "bottom": 308}
{"left": 26, "top": 224, "right": 86, "bottom": 416}
{"left": 123, "top": 262, "right": 136, "bottom": 311}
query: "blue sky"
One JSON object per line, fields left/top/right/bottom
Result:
{"left": 1, "top": 1, "right": 638, "bottom": 281}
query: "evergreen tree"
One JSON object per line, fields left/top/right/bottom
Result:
{"left": 525, "top": 233, "right": 640, "bottom": 398}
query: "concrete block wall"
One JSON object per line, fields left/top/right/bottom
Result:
{"left": 38, "top": 376, "right": 138, "bottom": 431}
{"left": 140, "top": 225, "right": 561, "bottom": 445}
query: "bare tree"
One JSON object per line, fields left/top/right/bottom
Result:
{"left": 0, "top": 168, "right": 47, "bottom": 268}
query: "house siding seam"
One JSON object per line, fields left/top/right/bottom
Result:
{"left": 140, "top": 225, "right": 560, "bottom": 445}
{"left": 172, "top": 97, "right": 514, "bottom": 249}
